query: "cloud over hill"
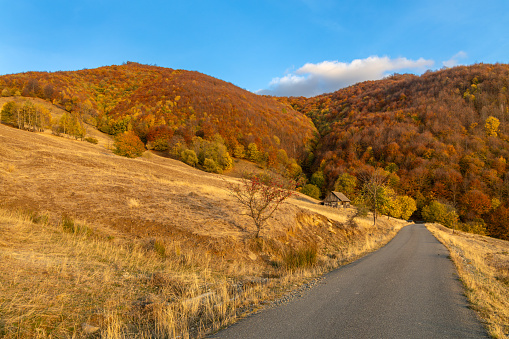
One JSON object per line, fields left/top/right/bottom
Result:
{"left": 259, "top": 56, "right": 434, "bottom": 97}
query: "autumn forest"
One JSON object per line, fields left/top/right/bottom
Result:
{"left": 1, "top": 62, "right": 509, "bottom": 240}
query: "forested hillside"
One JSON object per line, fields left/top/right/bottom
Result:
{"left": 0, "top": 62, "right": 316, "bottom": 172}
{"left": 2, "top": 62, "right": 509, "bottom": 240}
{"left": 284, "top": 63, "right": 509, "bottom": 240}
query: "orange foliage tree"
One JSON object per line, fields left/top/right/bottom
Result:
{"left": 113, "top": 131, "right": 145, "bottom": 158}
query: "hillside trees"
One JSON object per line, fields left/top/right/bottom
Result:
{"left": 334, "top": 173, "right": 358, "bottom": 198}
{"left": 286, "top": 63, "right": 509, "bottom": 239}
{"left": 181, "top": 149, "right": 199, "bottom": 166}
{"left": 485, "top": 116, "right": 500, "bottom": 137}
{"left": 0, "top": 62, "right": 316, "bottom": 176}
{"left": 422, "top": 201, "right": 459, "bottom": 229}
{"left": 56, "top": 113, "right": 87, "bottom": 139}
{"left": 394, "top": 196, "right": 417, "bottom": 220}
{"left": 0, "top": 100, "right": 52, "bottom": 131}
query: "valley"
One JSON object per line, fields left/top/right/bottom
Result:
{"left": 1, "top": 62, "right": 509, "bottom": 338}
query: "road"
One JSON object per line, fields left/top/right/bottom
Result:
{"left": 210, "top": 224, "right": 488, "bottom": 338}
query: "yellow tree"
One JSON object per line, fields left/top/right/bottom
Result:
{"left": 485, "top": 116, "right": 500, "bottom": 137}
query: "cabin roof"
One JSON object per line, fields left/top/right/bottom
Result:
{"left": 330, "top": 191, "right": 350, "bottom": 202}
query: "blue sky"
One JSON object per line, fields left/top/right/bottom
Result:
{"left": 1, "top": 0, "right": 508, "bottom": 97}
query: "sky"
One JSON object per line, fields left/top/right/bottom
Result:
{"left": 1, "top": 0, "right": 508, "bottom": 97}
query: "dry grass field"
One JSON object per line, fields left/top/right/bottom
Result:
{"left": 0, "top": 123, "right": 409, "bottom": 338}
{"left": 427, "top": 224, "right": 509, "bottom": 338}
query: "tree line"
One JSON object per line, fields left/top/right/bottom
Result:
{"left": 1, "top": 99, "right": 90, "bottom": 141}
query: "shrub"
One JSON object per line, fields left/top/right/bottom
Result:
{"left": 181, "top": 149, "right": 198, "bottom": 167}
{"left": 233, "top": 144, "right": 245, "bottom": 158}
{"left": 386, "top": 195, "right": 417, "bottom": 219}
{"left": 149, "top": 138, "right": 170, "bottom": 151}
{"left": 84, "top": 136, "right": 99, "bottom": 144}
{"left": 23, "top": 210, "right": 49, "bottom": 225}
{"left": 192, "top": 136, "right": 233, "bottom": 171}
{"left": 355, "top": 203, "right": 369, "bottom": 218}
{"left": 203, "top": 158, "right": 221, "bottom": 173}
{"left": 300, "top": 184, "right": 321, "bottom": 199}
{"left": 461, "top": 219, "right": 488, "bottom": 235}
{"left": 113, "top": 131, "right": 145, "bottom": 158}
{"left": 247, "top": 143, "right": 260, "bottom": 162}
{"left": 310, "top": 171, "right": 325, "bottom": 189}
{"left": 168, "top": 135, "right": 186, "bottom": 158}
{"left": 146, "top": 125, "right": 173, "bottom": 151}
{"left": 287, "top": 162, "right": 303, "bottom": 179}
{"left": 153, "top": 240, "right": 167, "bottom": 257}
{"left": 398, "top": 195, "right": 417, "bottom": 220}
{"left": 1, "top": 88, "right": 11, "bottom": 97}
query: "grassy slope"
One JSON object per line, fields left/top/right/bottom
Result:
{"left": 0, "top": 123, "right": 407, "bottom": 338}
{"left": 427, "top": 224, "right": 509, "bottom": 338}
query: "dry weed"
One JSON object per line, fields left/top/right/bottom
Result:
{"left": 127, "top": 198, "right": 140, "bottom": 208}
{"left": 0, "top": 162, "right": 16, "bottom": 173}
{"left": 427, "top": 223, "right": 509, "bottom": 338}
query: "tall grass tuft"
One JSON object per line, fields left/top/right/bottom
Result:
{"left": 154, "top": 239, "right": 167, "bottom": 258}
{"left": 283, "top": 245, "right": 318, "bottom": 269}
{"left": 61, "top": 215, "right": 91, "bottom": 236}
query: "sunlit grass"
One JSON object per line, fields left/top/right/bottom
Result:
{"left": 0, "top": 208, "right": 406, "bottom": 338}
{"left": 427, "top": 223, "right": 509, "bottom": 338}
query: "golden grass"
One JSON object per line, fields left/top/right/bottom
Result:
{"left": 427, "top": 223, "right": 509, "bottom": 338}
{"left": 0, "top": 123, "right": 409, "bottom": 337}
{"left": 0, "top": 208, "right": 406, "bottom": 338}
{"left": 0, "top": 209, "right": 240, "bottom": 338}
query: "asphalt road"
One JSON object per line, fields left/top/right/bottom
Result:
{"left": 210, "top": 224, "right": 488, "bottom": 338}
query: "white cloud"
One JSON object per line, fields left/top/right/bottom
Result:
{"left": 442, "top": 51, "right": 467, "bottom": 68}
{"left": 258, "top": 56, "right": 435, "bottom": 97}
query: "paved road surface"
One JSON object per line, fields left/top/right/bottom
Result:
{"left": 210, "top": 224, "right": 488, "bottom": 338}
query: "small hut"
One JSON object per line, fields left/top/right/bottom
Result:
{"left": 323, "top": 191, "right": 351, "bottom": 208}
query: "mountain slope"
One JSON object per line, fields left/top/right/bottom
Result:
{"left": 0, "top": 123, "right": 407, "bottom": 337}
{"left": 286, "top": 63, "right": 509, "bottom": 240}
{"left": 0, "top": 62, "right": 316, "bottom": 162}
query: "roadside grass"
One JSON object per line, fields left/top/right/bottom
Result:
{"left": 0, "top": 208, "right": 406, "bottom": 338}
{"left": 427, "top": 223, "right": 509, "bottom": 338}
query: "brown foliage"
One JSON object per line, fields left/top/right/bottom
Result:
{"left": 285, "top": 64, "right": 509, "bottom": 239}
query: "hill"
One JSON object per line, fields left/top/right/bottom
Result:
{"left": 284, "top": 63, "right": 509, "bottom": 240}
{"left": 0, "top": 62, "right": 316, "bottom": 168}
{"left": 0, "top": 123, "right": 406, "bottom": 337}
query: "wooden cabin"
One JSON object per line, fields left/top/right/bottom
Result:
{"left": 323, "top": 191, "right": 351, "bottom": 208}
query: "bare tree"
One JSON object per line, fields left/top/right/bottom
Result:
{"left": 227, "top": 173, "right": 294, "bottom": 238}
{"left": 359, "top": 168, "right": 390, "bottom": 226}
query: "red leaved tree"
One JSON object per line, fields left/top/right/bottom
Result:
{"left": 228, "top": 173, "right": 294, "bottom": 238}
